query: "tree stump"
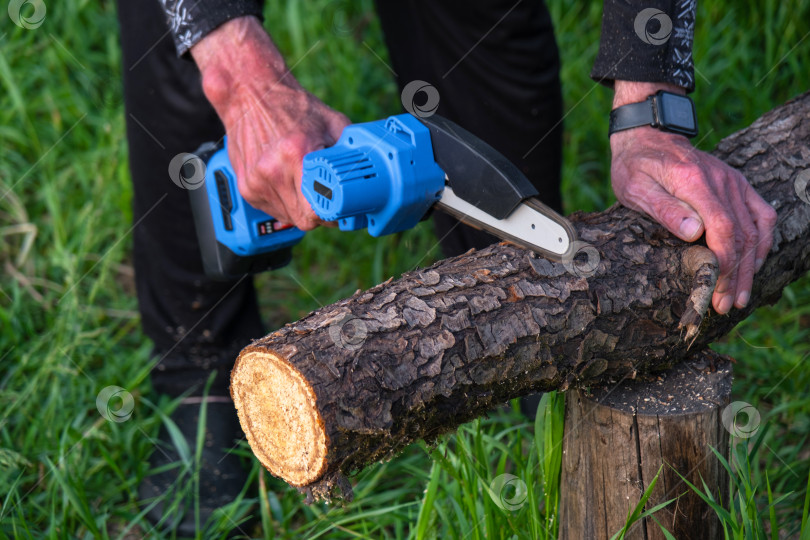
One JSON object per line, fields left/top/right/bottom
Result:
{"left": 559, "top": 349, "right": 732, "bottom": 539}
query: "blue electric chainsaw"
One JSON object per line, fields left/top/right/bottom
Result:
{"left": 188, "top": 113, "right": 576, "bottom": 280}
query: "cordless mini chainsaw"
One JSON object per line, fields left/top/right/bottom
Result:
{"left": 188, "top": 113, "right": 576, "bottom": 280}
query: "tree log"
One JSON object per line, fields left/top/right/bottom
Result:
{"left": 230, "top": 92, "right": 810, "bottom": 500}
{"left": 559, "top": 349, "right": 732, "bottom": 540}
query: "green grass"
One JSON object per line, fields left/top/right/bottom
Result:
{"left": 1, "top": 0, "right": 809, "bottom": 537}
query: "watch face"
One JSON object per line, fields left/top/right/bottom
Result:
{"left": 657, "top": 93, "right": 697, "bottom": 135}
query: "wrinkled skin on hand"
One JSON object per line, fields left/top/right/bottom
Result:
{"left": 192, "top": 16, "right": 349, "bottom": 231}
{"left": 221, "top": 83, "right": 348, "bottom": 231}
{"left": 609, "top": 81, "right": 777, "bottom": 316}
{"left": 610, "top": 126, "right": 777, "bottom": 314}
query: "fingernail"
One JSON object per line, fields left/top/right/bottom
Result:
{"left": 717, "top": 295, "right": 734, "bottom": 314}
{"left": 755, "top": 258, "right": 764, "bottom": 272}
{"left": 736, "top": 291, "right": 750, "bottom": 308}
{"left": 680, "top": 217, "right": 702, "bottom": 239}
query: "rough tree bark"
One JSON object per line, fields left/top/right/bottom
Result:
{"left": 230, "top": 92, "right": 810, "bottom": 500}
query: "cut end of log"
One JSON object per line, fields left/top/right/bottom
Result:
{"left": 230, "top": 347, "right": 327, "bottom": 486}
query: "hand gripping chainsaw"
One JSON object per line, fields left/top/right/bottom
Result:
{"left": 188, "top": 113, "right": 577, "bottom": 280}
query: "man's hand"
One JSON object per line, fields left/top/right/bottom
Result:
{"left": 191, "top": 17, "right": 349, "bottom": 231}
{"left": 610, "top": 81, "right": 777, "bottom": 315}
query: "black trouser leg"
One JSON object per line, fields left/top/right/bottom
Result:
{"left": 115, "top": 0, "right": 264, "bottom": 397}
{"left": 375, "top": 0, "right": 564, "bottom": 257}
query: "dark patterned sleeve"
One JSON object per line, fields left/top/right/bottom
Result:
{"left": 157, "top": 0, "right": 265, "bottom": 56}
{"left": 591, "top": 0, "right": 696, "bottom": 91}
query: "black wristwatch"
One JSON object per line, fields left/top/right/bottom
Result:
{"left": 609, "top": 90, "right": 698, "bottom": 138}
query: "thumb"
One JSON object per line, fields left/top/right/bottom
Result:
{"left": 630, "top": 180, "right": 705, "bottom": 242}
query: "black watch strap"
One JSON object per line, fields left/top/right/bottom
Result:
{"left": 609, "top": 99, "right": 655, "bottom": 136}
{"left": 609, "top": 91, "right": 698, "bottom": 138}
